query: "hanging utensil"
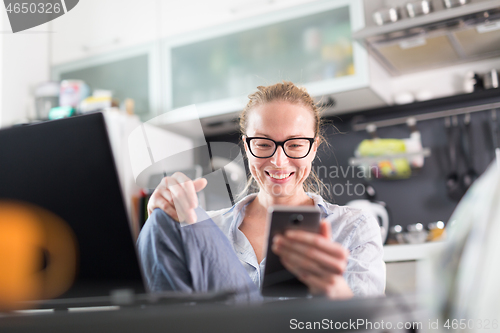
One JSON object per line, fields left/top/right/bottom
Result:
{"left": 491, "top": 109, "right": 500, "bottom": 168}
{"left": 460, "top": 114, "right": 478, "bottom": 190}
{"left": 445, "top": 116, "right": 466, "bottom": 201}
{"left": 488, "top": 110, "right": 500, "bottom": 162}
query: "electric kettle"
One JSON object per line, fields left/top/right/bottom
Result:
{"left": 346, "top": 199, "right": 390, "bottom": 244}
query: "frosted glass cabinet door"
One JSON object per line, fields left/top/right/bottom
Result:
{"left": 166, "top": 0, "right": 366, "bottom": 116}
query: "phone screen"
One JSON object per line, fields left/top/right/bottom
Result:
{"left": 261, "top": 206, "right": 320, "bottom": 297}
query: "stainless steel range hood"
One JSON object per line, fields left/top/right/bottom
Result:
{"left": 353, "top": 0, "right": 500, "bottom": 75}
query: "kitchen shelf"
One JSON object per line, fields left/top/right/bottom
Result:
{"left": 352, "top": 101, "right": 500, "bottom": 132}
{"left": 349, "top": 148, "right": 431, "bottom": 166}
{"left": 337, "top": 88, "right": 500, "bottom": 130}
{"left": 383, "top": 242, "right": 446, "bottom": 262}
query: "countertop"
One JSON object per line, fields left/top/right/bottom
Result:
{"left": 383, "top": 242, "right": 446, "bottom": 262}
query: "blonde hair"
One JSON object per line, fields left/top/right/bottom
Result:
{"left": 239, "top": 81, "right": 329, "bottom": 198}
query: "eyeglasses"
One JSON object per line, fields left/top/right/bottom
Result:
{"left": 245, "top": 137, "right": 315, "bottom": 159}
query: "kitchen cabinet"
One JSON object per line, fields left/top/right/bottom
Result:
{"left": 51, "top": 43, "right": 162, "bottom": 121}
{"left": 50, "top": 0, "right": 321, "bottom": 66}
{"left": 161, "top": 0, "right": 387, "bottom": 123}
{"left": 51, "top": 0, "right": 157, "bottom": 65}
{"left": 384, "top": 242, "right": 446, "bottom": 295}
{"left": 384, "top": 242, "right": 445, "bottom": 262}
{"left": 51, "top": 0, "right": 389, "bottom": 129}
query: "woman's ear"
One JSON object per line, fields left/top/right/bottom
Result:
{"left": 312, "top": 137, "right": 320, "bottom": 153}
{"left": 242, "top": 136, "right": 249, "bottom": 153}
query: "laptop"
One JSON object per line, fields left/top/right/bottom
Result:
{"left": 0, "top": 113, "right": 147, "bottom": 307}
{"left": 0, "top": 113, "right": 238, "bottom": 309}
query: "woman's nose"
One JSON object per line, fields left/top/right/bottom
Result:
{"left": 270, "top": 146, "right": 289, "bottom": 166}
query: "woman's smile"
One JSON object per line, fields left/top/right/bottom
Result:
{"left": 265, "top": 170, "right": 295, "bottom": 183}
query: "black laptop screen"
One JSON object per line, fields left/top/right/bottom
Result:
{"left": 0, "top": 113, "right": 145, "bottom": 300}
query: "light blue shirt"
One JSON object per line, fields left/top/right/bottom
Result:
{"left": 207, "top": 193, "right": 386, "bottom": 297}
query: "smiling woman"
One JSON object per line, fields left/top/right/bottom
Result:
{"left": 137, "top": 82, "right": 385, "bottom": 300}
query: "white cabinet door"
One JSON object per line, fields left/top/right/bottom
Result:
{"left": 159, "top": 0, "right": 319, "bottom": 38}
{"left": 163, "top": 0, "right": 368, "bottom": 118}
{"left": 51, "top": 0, "right": 157, "bottom": 65}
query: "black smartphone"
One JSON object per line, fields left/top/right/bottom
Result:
{"left": 261, "top": 206, "right": 321, "bottom": 297}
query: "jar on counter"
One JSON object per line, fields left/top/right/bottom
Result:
{"left": 427, "top": 221, "right": 446, "bottom": 241}
{"left": 387, "top": 225, "right": 404, "bottom": 245}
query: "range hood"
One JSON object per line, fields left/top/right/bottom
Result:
{"left": 353, "top": 0, "right": 500, "bottom": 75}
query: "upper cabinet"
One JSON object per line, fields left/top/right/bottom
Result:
{"left": 51, "top": 0, "right": 157, "bottom": 65}
{"left": 51, "top": 44, "right": 160, "bottom": 120}
{"left": 51, "top": 0, "right": 388, "bottom": 128}
{"left": 162, "top": 0, "right": 386, "bottom": 121}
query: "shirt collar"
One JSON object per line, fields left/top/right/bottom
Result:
{"left": 306, "top": 192, "right": 330, "bottom": 218}
{"left": 225, "top": 191, "right": 330, "bottom": 221}
{"left": 223, "top": 193, "right": 257, "bottom": 216}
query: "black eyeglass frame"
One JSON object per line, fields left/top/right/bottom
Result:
{"left": 245, "top": 136, "right": 316, "bottom": 159}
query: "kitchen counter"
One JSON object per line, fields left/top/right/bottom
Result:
{"left": 383, "top": 242, "right": 447, "bottom": 294}
{"left": 383, "top": 242, "right": 446, "bottom": 262}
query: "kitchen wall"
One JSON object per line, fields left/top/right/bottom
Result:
{"left": 0, "top": 11, "right": 50, "bottom": 127}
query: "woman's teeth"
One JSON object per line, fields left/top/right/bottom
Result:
{"left": 268, "top": 173, "right": 291, "bottom": 180}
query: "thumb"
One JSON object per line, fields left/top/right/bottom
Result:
{"left": 319, "top": 219, "right": 332, "bottom": 240}
{"left": 193, "top": 178, "right": 207, "bottom": 192}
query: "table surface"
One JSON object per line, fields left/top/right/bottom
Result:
{"left": 0, "top": 295, "right": 420, "bottom": 333}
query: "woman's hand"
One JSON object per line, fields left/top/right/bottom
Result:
{"left": 272, "top": 220, "right": 354, "bottom": 299}
{"left": 147, "top": 172, "right": 207, "bottom": 224}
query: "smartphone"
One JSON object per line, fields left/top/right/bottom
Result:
{"left": 261, "top": 205, "right": 321, "bottom": 297}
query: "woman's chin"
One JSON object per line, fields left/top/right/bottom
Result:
{"left": 263, "top": 183, "right": 298, "bottom": 198}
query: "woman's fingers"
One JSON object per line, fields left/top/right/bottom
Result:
{"left": 279, "top": 254, "right": 336, "bottom": 292}
{"left": 157, "top": 198, "right": 179, "bottom": 221}
{"left": 168, "top": 173, "right": 208, "bottom": 224}
{"left": 167, "top": 176, "right": 195, "bottom": 222}
{"left": 295, "top": 271, "right": 334, "bottom": 296}
{"left": 300, "top": 273, "right": 354, "bottom": 299}
{"left": 171, "top": 172, "right": 198, "bottom": 208}
{"left": 283, "top": 229, "right": 349, "bottom": 260}
{"left": 146, "top": 173, "right": 207, "bottom": 224}
{"left": 276, "top": 244, "right": 331, "bottom": 277}
{"left": 319, "top": 219, "right": 332, "bottom": 240}
{"left": 273, "top": 235, "right": 346, "bottom": 275}
{"left": 274, "top": 235, "right": 354, "bottom": 299}
{"left": 147, "top": 188, "right": 170, "bottom": 215}
{"left": 193, "top": 177, "right": 208, "bottom": 192}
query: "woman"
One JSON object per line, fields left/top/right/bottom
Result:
{"left": 137, "top": 82, "right": 385, "bottom": 299}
